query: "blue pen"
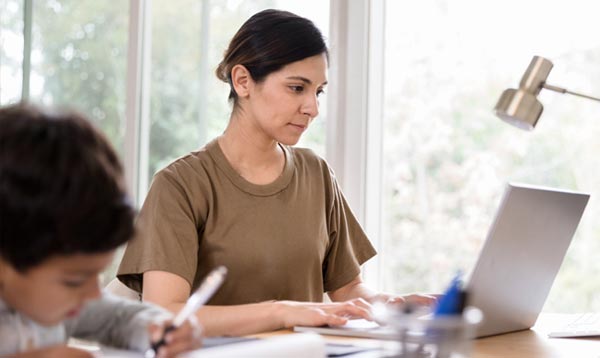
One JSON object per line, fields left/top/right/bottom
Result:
{"left": 433, "top": 272, "right": 467, "bottom": 316}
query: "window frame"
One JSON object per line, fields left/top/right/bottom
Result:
{"left": 327, "top": 0, "right": 384, "bottom": 288}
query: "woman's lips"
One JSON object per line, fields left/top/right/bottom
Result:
{"left": 289, "top": 123, "right": 307, "bottom": 132}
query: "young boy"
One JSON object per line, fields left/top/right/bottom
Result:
{"left": 0, "top": 104, "right": 202, "bottom": 357}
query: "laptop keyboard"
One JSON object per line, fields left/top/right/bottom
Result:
{"left": 548, "top": 313, "right": 600, "bottom": 338}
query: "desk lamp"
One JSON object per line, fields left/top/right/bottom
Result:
{"left": 494, "top": 55, "right": 600, "bottom": 130}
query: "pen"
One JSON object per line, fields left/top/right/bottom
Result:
{"left": 433, "top": 272, "right": 466, "bottom": 316}
{"left": 149, "top": 265, "right": 228, "bottom": 354}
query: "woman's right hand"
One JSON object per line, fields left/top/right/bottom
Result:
{"left": 13, "top": 345, "right": 93, "bottom": 358}
{"left": 276, "top": 298, "right": 373, "bottom": 328}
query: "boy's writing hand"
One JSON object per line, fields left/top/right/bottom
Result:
{"left": 13, "top": 345, "right": 93, "bottom": 358}
{"left": 149, "top": 317, "right": 203, "bottom": 358}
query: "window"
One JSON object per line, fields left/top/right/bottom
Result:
{"left": 380, "top": 0, "right": 600, "bottom": 312}
{"left": 1, "top": 0, "right": 24, "bottom": 105}
{"left": 28, "top": 0, "right": 129, "bottom": 153}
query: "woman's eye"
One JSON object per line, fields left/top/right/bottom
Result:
{"left": 317, "top": 89, "right": 325, "bottom": 97}
{"left": 290, "top": 85, "right": 304, "bottom": 93}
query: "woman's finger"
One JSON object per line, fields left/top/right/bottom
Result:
{"left": 329, "top": 301, "right": 373, "bottom": 320}
{"left": 349, "top": 297, "right": 373, "bottom": 310}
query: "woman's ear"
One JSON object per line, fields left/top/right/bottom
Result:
{"left": 231, "top": 64, "right": 253, "bottom": 98}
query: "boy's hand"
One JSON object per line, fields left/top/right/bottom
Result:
{"left": 149, "top": 317, "right": 203, "bottom": 358}
{"left": 14, "top": 345, "right": 93, "bottom": 358}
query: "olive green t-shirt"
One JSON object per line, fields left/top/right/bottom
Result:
{"left": 117, "top": 138, "right": 376, "bottom": 305}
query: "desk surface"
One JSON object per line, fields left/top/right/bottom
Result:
{"left": 73, "top": 314, "right": 600, "bottom": 357}
{"left": 252, "top": 314, "right": 600, "bottom": 358}
{"left": 471, "top": 314, "right": 600, "bottom": 358}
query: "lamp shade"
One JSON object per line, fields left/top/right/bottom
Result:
{"left": 494, "top": 56, "right": 553, "bottom": 130}
{"left": 494, "top": 88, "right": 543, "bottom": 131}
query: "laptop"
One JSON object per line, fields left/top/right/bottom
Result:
{"left": 466, "top": 182, "right": 589, "bottom": 337}
{"left": 295, "top": 182, "right": 590, "bottom": 340}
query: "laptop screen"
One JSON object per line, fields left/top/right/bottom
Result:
{"left": 466, "top": 183, "right": 589, "bottom": 337}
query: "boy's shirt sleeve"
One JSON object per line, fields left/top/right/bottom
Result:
{"left": 65, "top": 291, "right": 172, "bottom": 352}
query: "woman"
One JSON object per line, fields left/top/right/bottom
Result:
{"left": 118, "top": 9, "right": 435, "bottom": 336}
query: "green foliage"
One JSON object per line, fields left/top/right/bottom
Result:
{"left": 29, "top": 0, "right": 128, "bottom": 153}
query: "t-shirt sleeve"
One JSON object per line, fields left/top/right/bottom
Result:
{"left": 117, "top": 169, "right": 202, "bottom": 292}
{"left": 323, "top": 169, "right": 377, "bottom": 292}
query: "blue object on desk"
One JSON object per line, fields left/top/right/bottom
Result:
{"left": 433, "top": 273, "right": 467, "bottom": 316}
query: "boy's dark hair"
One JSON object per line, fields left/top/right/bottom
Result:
{"left": 216, "top": 9, "right": 328, "bottom": 106}
{"left": 0, "top": 104, "right": 135, "bottom": 272}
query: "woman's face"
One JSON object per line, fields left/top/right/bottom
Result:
{"left": 244, "top": 53, "right": 328, "bottom": 146}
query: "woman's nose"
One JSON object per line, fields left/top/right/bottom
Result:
{"left": 302, "top": 94, "right": 319, "bottom": 118}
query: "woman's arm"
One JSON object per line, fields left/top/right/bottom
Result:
{"left": 328, "top": 275, "right": 438, "bottom": 306}
{"left": 143, "top": 271, "right": 373, "bottom": 336}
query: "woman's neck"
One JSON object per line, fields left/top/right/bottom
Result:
{"left": 218, "top": 116, "right": 285, "bottom": 185}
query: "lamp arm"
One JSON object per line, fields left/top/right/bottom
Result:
{"left": 542, "top": 83, "right": 600, "bottom": 102}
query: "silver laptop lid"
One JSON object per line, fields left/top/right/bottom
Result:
{"left": 466, "top": 183, "right": 589, "bottom": 338}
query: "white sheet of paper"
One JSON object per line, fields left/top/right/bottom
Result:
{"left": 183, "top": 333, "right": 325, "bottom": 358}
{"left": 89, "top": 333, "right": 326, "bottom": 358}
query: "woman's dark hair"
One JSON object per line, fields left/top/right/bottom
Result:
{"left": 216, "top": 9, "right": 328, "bottom": 105}
{"left": 0, "top": 104, "right": 135, "bottom": 272}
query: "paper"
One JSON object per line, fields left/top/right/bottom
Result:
{"left": 87, "top": 332, "right": 325, "bottom": 357}
{"left": 183, "top": 333, "right": 326, "bottom": 358}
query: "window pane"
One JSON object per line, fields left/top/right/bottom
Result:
{"left": 25, "top": 0, "right": 129, "bottom": 284}
{"left": 29, "top": 0, "right": 128, "bottom": 154}
{"left": 382, "top": 0, "right": 600, "bottom": 313}
{"left": 146, "top": 0, "right": 329, "bottom": 191}
{"left": 0, "top": 0, "right": 24, "bottom": 105}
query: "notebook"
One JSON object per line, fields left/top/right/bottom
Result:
{"left": 466, "top": 183, "right": 589, "bottom": 337}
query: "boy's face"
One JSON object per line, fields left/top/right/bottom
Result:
{"left": 0, "top": 251, "right": 114, "bottom": 326}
